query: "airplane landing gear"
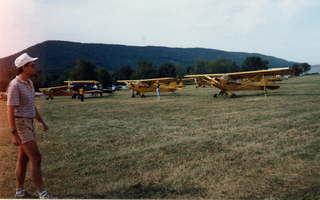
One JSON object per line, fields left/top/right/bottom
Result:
{"left": 46, "top": 96, "right": 54, "bottom": 100}
{"left": 213, "top": 91, "right": 228, "bottom": 98}
{"left": 213, "top": 91, "right": 236, "bottom": 98}
{"left": 230, "top": 94, "right": 237, "bottom": 98}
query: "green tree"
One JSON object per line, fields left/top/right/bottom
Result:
{"left": 241, "top": 56, "right": 269, "bottom": 71}
{"left": 186, "top": 65, "right": 195, "bottom": 74}
{"left": 195, "top": 60, "right": 209, "bottom": 74}
{"left": 113, "top": 65, "right": 133, "bottom": 81}
{"left": 175, "top": 64, "right": 186, "bottom": 78}
{"left": 69, "top": 59, "right": 97, "bottom": 80}
{"left": 290, "top": 63, "right": 311, "bottom": 76}
{"left": 208, "top": 58, "right": 239, "bottom": 73}
{"left": 30, "top": 71, "right": 46, "bottom": 90}
{"left": 157, "top": 62, "right": 177, "bottom": 77}
{"left": 43, "top": 73, "right": 58, "bottom": 87}
{"left": 132, "top": 61, "right": 157, "bottom": 79}
{"left": 301, "top": 63, "right": 311, "bottom": 73}
{"left": 55, "top": 71, "right": 70, "bottom": 86}
{"left": 96, "top": 67, "right": 112, "bottom": 87}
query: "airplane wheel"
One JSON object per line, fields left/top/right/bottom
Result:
{"left": 213, "top": 94, "right": 218, "bottom": 98}
{"left": 230, "top": 94, "right": 237, "bottom": 98}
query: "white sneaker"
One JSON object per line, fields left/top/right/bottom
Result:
{"left": 15, "top": 189, "right": 33, "bottom": 198}
{"left": 38, "top": 190, "right": 53, "bottom": 199}
{"left": 15, "top": 189, "right": 25, "bottom": 198}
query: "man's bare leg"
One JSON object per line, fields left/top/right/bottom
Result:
{"left": 20, "top": 141, "right": 44, "bottom": 192}
{"left": 15, "top": 147, "right": 29, "bottom": 189}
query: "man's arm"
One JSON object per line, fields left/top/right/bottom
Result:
{"left": 35, "top": 107, "right": 48, "bottom": 131}
{"left": 7, "top": 105, "right": 17, "bottom": 131}
{"left": 7, "top": 105, "right": 21, "bottom": 145}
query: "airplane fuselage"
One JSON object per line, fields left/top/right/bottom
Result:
{"left": 127, "top": 81, "right": 184, "bottom": 97}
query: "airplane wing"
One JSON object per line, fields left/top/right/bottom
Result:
{"left": 179, "top": 77, "right": 198, "bottom": 82}
{"left": 49, "top": 85, "right": 69, "bottom": 90}
{"left": 64, "top": 80, "right": 100, "bottom": 84}
{"left": 117, "top": 80, "right": 136, "bottom": 83}
{"left": 184, "top": 68, "right": 293, "bottom": 80}
{"left": 184, "top": 74, "right": 223, "bottom": 85}
{"left": 117, "top": 77, "right": 177, "bottom": 84}
{"left": 137, "top": 77, "right": 177, "bottom": 83}
{"left": 84, "top": 90, "right": 103, "bottom": 94}
{"left": 117, "top": 80, "right": 137, "bottom": 85}
{"left": 184, "top": 74, "right": 223, "bottom": 79}
{"left": 39, "top": 85, "right": 69, "bottom": 92}
{"left": 225, "top": 68, "right": 293, "bottom": 79}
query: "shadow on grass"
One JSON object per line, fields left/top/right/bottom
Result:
{"left": 83, "top": 95, "right": 113, "bottom": 99}
{"left": 180, "top": 91, "right": 320, "bottom": 99}
{"left": 123, "top": 93, "right": 183, "bottom": 98}
{"left": 234, "top": 92, "right": 320, "bottom": 98}
{"left": 278, "top": 184, "right": 320, "bottom": 200}
{"left": 242, "top": 177, "right": 320, "bottom": 200}
{"left": 271, "top": 93, "right": 320, "bottom": 97}
{"left": 54, "top": 183, "right": 206, "bottom": 199}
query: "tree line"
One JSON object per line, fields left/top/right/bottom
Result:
{"left": 37, "top": 56, "right": 310, "bottom": 88}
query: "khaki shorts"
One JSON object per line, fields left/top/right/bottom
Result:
{"left": 15, "top": 118, "right": 36, "bottom": 144}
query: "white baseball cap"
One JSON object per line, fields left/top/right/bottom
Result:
{"left": 15, "top": 53, "right": 38, "bottom": 68}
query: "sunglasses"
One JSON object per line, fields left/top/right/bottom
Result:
{"left": 27, "top": 62, "right": 36, "bottom": 67}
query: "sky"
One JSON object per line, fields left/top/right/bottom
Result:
{"left": 0, "top": 0, "right": 320, "bottom": 64}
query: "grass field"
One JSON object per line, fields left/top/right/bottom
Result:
{"left": 1, "top": 75, "right": 320, "bottom": 199}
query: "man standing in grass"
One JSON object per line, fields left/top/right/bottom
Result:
{"left": 79, "top": 87, "right": 84, "bottom": 101}
{"left": 156, "top": 80, "right": 161, "bottom": 100}
{"left": 130, "top": 83, "right": 136, "bottom": 98}
{"left": 7, "top": 53, "right": 52, "bottom": 198}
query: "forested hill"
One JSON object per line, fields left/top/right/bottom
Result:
{"left": 0, "top": 40, "right": 294, "bottom": 74}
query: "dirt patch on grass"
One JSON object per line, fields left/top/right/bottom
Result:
{"left": 0, "top": 102, "right": 16, "bottom": 198}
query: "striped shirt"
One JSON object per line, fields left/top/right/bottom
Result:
{"left": 7, "top": 76, "right": 36, "bottom": 118}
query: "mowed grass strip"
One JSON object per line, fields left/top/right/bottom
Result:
{"left": 1, "top": 75, "right": 320, "bottom": 199}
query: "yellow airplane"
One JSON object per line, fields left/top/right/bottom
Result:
{"left": 117, "top": 77, "right": 185, "bottom": 97}
{"left": 39, "top": 85, "right": 75, "bottom": 100}
{"left": 185, "top": 68, "right": 294, "bottom": 97}
{"left": 40, "top": 80, "right": 105, "bottom": 99}
{"left": 64, "top": 80, "right": 104, "bottom": 94}
{"left": 269, "top": 74, "right": 284, "bottom": 81}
